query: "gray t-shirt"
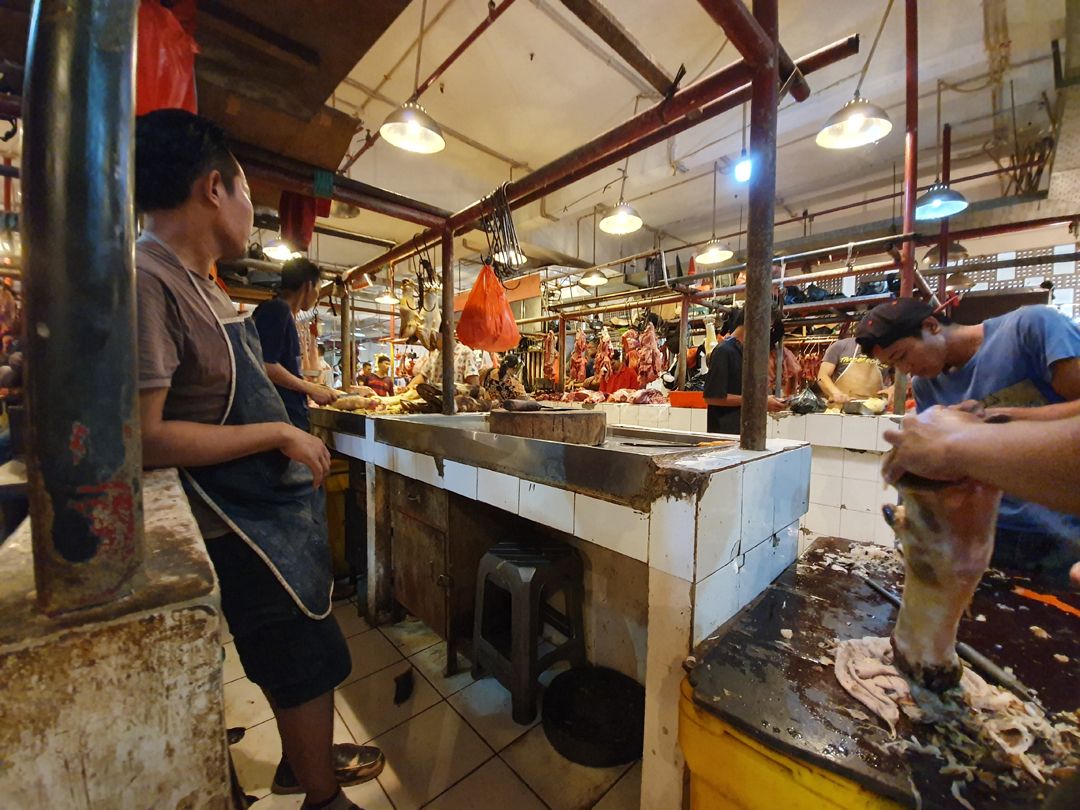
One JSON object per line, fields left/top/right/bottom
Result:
{"left": 136, "top": 234, "right": 237, "bottom": 537}
{"left": 822, "top": 337, "right": 873, "bottom": 380}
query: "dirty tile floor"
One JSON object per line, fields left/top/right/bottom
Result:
{"left": 226, "top": 600, "right": 641, "bottom": 810}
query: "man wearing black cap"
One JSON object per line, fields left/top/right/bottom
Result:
{"left": 855, "top": 298, "right": 1080, "bottom": 584}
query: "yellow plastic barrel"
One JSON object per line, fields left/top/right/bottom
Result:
{"left": 679, "top": 678, "right": 902, "bottom": 810}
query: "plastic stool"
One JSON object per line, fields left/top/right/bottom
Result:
{"left": 472, "top": 538, "right": 587, "bottom": 724}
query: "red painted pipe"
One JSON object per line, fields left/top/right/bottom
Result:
{"left": 899, "top": 0, "right": 918, "bottom": 298}
{"left": 342, "top": 0, "right": 519, "bottom": 171}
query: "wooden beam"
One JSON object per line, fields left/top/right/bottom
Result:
{"left": 558, "top": 0, "right": 674, "bottom": 95}
{"left": 198, "top": 0, "right": 321, "bottom": 73}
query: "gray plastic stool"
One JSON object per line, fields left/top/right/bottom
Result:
{"left": 471, "top": 538, "right": 587, "bottom": 724}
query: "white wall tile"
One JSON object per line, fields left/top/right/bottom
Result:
{"left": 519, "top": 480, "right": 575, "bottom": 535}
{"left": 805, "top": 413, "right": 843, "bottom": 447}
{"left": 649, "top": 496, "right": 697, "bottom": 581}
{"left": 810, "top": 474, "right": 842, "bottom": 508}
{"left": 394, "top": 448, "right": 416, "bottom": 479}
{"left": 668, "top": 407, "right": 693, "bottom": 432}
{"left": 636, "top": 406, "right": 659, "bottom": 427}
{"left": 777, "top": 415, "right": 806, "bottom": 441}
{"left": 477, "top": 468, "right": 520, "bottom": 514}
{"left": 840, "top": 477, "right": 883, "bottom": 515}
{"left": 619, "top": 405, "right": 639, "bottom": 427}
{"left": 843, "top": 449, "right": 883, "bottom": 482}
{"left": 413, "top": 453, "right": 444, "bottom": 488}
{"left": 876, "top": 415, "right": 901, "bottom": 452}
{"left": 810, "top": 446, "right": 845, "bottom": 478}
{"left": 331, "top": 431, "right": 366, "bottom": 461}
{"left": 839, "top": 508, "right": 878, "bottom": 543}
{"left": 738, "top": 539, "right": 773, "bottom": 609}
{"left": 766, "top": 418, "right": 782, "bottom": 439}
{"left": 841, "top": 416, "right": 880, "bottom": 451}
{"left": 652, "top": 405, "right": 671, "bottom": 428}
{"left": 741, "top": 453, "right": 777, "bottom": 552}
{"left": 770, "top": 521, "right": 800, "bottom": 582}
{"left": 371, "top": 440, "right": 392, "bottom": 470}
{"left": 608, "top": 403, "right": 625, "bottom": 425}
{"left": 803, "top": 503, "right": 842, "bottom": 537}
{"left": 773, "top": 446, "right": 811, "bottom": 534}
{"left": 690, "top": 409, "right": 708, "bottom": 434}
{"left": 692, "top": 560, "right": 739, "bottom": 645}
{"left": 443, "top": 461, "right": 477, "bottom": 500}
{"left": 873, "top": 511, "right": 898, "bottom": 548}
{"left": 695, "top": 465, "right": 743, "bottom": 581}
{"left": 574, "top": 494, "right": 649, "bottom": 562}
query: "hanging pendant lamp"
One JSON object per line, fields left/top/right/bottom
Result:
{"left": 816, "top": 0, "right": 895, "bottom": 150}
{"left": 696, "top": 162, "right": 733, "bottom": 266}
{"left": 922, "top": 241, "right": 969, "bottom": 266}
{"left": 375, "top": 289, "right": 401, "bottom": 305}
{"left": 734, "top": 103, "right": 752, "bottom": 182}
{"left": 599, "top": 145, "right": 644, "bottom": 235}
{"left": 579, "top": 268, "right": 608, "bottom": 287}
{"left": 493, "top": 248, "right": 528, "bottom": 267}
{"left": 915, "top": 83, "right": 969, "bottom": 221}
{"left": 381, "top": 0, "right": 445, "bottom": 155}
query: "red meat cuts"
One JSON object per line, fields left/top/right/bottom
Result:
{"left": 885, "top": 476, "right": 1003, "bottom": 691}
{"left": 637, "top": 323, "right": 665, "bottom": 384}
{"left": 543, "top": 331, "right": 558, "bottom": 382}
{"left": 621, "top": 328, "right": 641, "bottom": 376}
{"left": 561, "top": 390, "right": 605, "bottom": 404}
{"left": 569, "top": 327, "right": 589, "bottom": 384}
{"left": 595, "top": 327, "right": 614, "bottom": 382}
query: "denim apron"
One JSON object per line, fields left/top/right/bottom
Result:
{"left": 181, "top": 272, "right": 332, "bottom": 619}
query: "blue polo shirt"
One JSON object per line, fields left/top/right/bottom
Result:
{"left": 913, "top": 305, "right": 1080, "bottom": 539}
{"left": 252, "top": 298, "right": 308, "bottom": 431}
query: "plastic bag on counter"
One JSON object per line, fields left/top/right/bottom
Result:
{"left": 789, "top": 386, "right": 827, "bottom": 415}
{"left": 456, "top": 264, "right": 521, "bottom": 352}
{"left": 136, "top": 0, "right": 199, "bottom": 115}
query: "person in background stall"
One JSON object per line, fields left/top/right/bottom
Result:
{"left": 365, "top": 354, "right": 394, "bottom": 397}
{"left": 358, "top": 362, "right": 373, "bottom": 386}
{"left": 134, "top": 109, "right": 379, "bottom": 810}
{"left": 318, "top": 345, "right": 335, "bottom": 389}
{"left": 482, "top": 353, "right": 529, "bottom": 401}
{"left": 703, "top": 306, "right": 786, "bottom": 434}
{"left": 856, "top": 297, "right": 1080, "bottom": 586}
{"left": 817, "top": 332, "right": 890, "bottom": 403}
{"left": 599, "top": 350, "right": 639, "bottom": 395}
{"left": 252, "top": 257, "right": 338, "bottom": 431}
{"left": 407, "top": 331, "right": 480, "bottom": 388}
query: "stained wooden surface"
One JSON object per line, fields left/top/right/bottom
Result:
{"left": 688, "top": 538, "right": 1080, "bottom": 809}
{"left": 488, "top": 410, "right": 607, "bottom": 446}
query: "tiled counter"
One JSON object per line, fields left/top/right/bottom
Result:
{"left": 322, "top": 413, "right": 810, "bottom": 810}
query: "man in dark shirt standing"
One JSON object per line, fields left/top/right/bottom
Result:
{"left": 703, "top": 306, "right": 786, "bottom": 433}
{"left": 253, "top": 258, "right": 338, "bottom": 430}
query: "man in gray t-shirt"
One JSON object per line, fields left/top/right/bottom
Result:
{"left": 818, "top": 336, "right": 889, "bottom": 403}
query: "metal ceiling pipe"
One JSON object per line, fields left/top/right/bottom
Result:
{"left": 515, "top": 34, "right": 858, "bottom": 209}
{"left": 739, "top": 0, "right": 779, "bottom": 451}
{"left": 899, "top": 0, "right": 918, "bottom": 298}
{"left": 22, "top": 0, "right": 143, "bottom": 614}
{"left": 940, "top": 214, "right": 1080, "bottom": 243}
{"left": 343, "top": 35, "right": 858, "bottom": 286}
{"left": 696, "top": 0, "right": 810, "bottom": 100}
{"left": 343, "top": 0, "right": 520, "bottom": 170}
{"left": 233, "top": 142, "right": 452, "bottom": 229}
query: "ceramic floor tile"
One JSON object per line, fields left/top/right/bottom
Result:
{"left": 333, "top": 601, "right": 372, "bottom": 640}
{"left": 224, "top": 677, "right": 274, "bottom": 729}
{"left": 448, "top": 677, "right": 538, "bottom": 752}
{"left": 336, "top": 663, "right": 442, "bottom": 744}
{"left": 372, "top": 702, "right": 494, "bottom": 810}
{"left": 246, "top": 778, "right": 393, "bottom": 810}
{"left": 378, "top": 616, "right": 442, "bottom": 657}
{"left": 594, "top": 761, "right": 642, "bottom": 810}
{"left": 222, "top": 641, "right": 245, "bottom": 685}
{"left": 409, "top": 641, "right": 476, "bottom": 698}
{"left": 424, "top": 757, "right": 546, "bottom": 810}
{"left": 232, "top": 712, "right": 354, "bottom": 799}
{"left": 501, "top": 724, "right": 631, "bottom": 810}
{"left": 341, "top": 626, "right": 405, "bottom": 688}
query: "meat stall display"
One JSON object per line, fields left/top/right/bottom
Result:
{"left": 595, "top": 326, "right": 613, "bottom": 382}
{"left": 569, "top": 326, "right": 588, "bottom": 383}
{"left": 636, "top": 322, "right": 664, "bottom": 385}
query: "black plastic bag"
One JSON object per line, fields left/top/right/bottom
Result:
{"left": 789, "top": 386, "right": 827, "bottom": 414}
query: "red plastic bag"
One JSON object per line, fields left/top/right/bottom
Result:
{"left": 456, "top": 265, "right": 521, "bottom": 352}
{"left": 136, "top": 0, "right": 199, "bottom": 116}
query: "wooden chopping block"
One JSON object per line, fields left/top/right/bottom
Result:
{"left": 488, "top": 409, "right": 607, "bottom": 446}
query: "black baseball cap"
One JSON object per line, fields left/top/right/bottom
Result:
{"left": 855, "top": 298, "right": 935, "bottom": 353}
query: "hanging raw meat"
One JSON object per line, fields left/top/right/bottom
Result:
{"left": 595, "top": 327, "right": 614, "bottom": 382}
{"left": 636, "top": 323, "right": 664, "bottom": 384}
{"left": 569, "top": 326, "right": 589, "bottom": 383}
{"left": 621, "top": 328, "right": 641, "bottom": 375}
{"left": 543, "top": 331, "right": 558, "bottom": 382}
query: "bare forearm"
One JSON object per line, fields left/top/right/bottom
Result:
{"left": 143, "top": 420, "right": 286, "bottom": 469}
{"left": 817, "top": 374, "right": 843, "bottom": 401}
{"left": 948, "top": 419, "right": 1080, "bottom": 515}
{"left": 265, "top": 362, "right": 311, "bottom": 395}
{"left": 999, "top": 399, "right": 1080, "bottom": 421}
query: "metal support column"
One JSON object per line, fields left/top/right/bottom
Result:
{"left": 740, "top": 0, "right": 779, "bottom": 451}
{"left": 341, "top": 286, "right": 354, "bottom": 387}
{"left": 894, "top": 0, "right": 918, "bottom": 414}
{"left": 441, "top": 230, "right": 456, "bottom": 414}
{"left": 937, "top": 123, "right": 952, "bottom": 299}
{"left": 22, "top": 0, "right": 143, "bottom": 613}
{"left": 676, "top": 294, "right": 689, "bottom": 390}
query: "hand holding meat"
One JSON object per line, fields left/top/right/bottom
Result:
{"left": 307, "top": 383, "right": 339, "bottom": 406}
{"left": 882, "top": 406, "right": 983, "bottom": 484}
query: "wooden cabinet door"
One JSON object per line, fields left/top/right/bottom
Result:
{"left": 391, "top": 511, "right": 448, "bottom": 637}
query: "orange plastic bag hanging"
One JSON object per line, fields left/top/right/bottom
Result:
{"left": 456, "top": 265, "right": 521, "bottom": 352}
{"left": 136, "top": 0, "right": 199, "bottom": 116}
